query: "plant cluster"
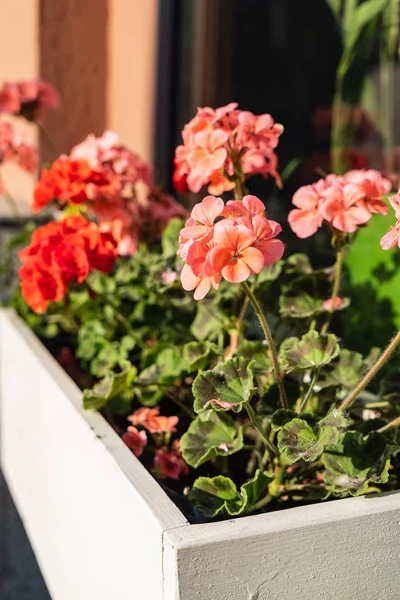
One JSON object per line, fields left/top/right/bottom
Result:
{"left": 3, "top": 84, "right": 400, "bottom": 521}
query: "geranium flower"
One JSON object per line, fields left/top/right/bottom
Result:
{"left": 19, "top": 216, "right": 118, "bottom": 313}
{"left": 174, "top": 104, "right": 283, "bottom": 194}
{"left": 288, "top": 182, "right": 325, "bottom": 238}
{"left": 0, "top": 79, "right": 59, "bottom": 121}
{"left": 322, "top": 297, "right": 344, "bottom": 311}
{"left": 206, "top": 223, "right": 264, "bottom": 283}
{"left": 122, "top": 427, "right": 147, "bottom": 457}
{"left": 153, "top": 441, "right": 189, "bottom": 480}
{"left": 179, "top": 194, "right": 284, "bottom": 298}
{"left": 320, "top": 184, "right": 370, "bottom": 232}
{"left": 381, "top": 191, "right": 400, "bottom": 251}
{"left": 128, "top": 407, "right": 178, "bottom": 434}
{"left": 0, "top": 121, "right": 38, "bottom": 183}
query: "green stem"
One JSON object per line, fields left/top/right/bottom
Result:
{"left": 245, "top": 404, "right": 279, "bottom": 458}
{"left": 321, "top": 247, "right": 344, "bottom": 335}
{"left": 339, "top": 330, "right": 400, "bottom": 411}
{"left": 241, "top": 281, "right": 288, "bottom": 410}
{"left": 38, "top": 122, "right": 60, "bottom": 159}
{"left": 250, "top": 464, "right": 286, "bottom": 513}
{"left": 234, "top": 179, "right": 245, "bottom": 200}
{"left": 297, "top": 369, "right": 319, "bottom": 413}
{"left": 377, "top": 415, "right": 400, "bottom": 435}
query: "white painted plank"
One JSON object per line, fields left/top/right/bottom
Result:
{"left": 165, "top": 492, "right": 400, "bottom": 600}
{"left": 0, "top": 310, "right": 187, "bottom": 600}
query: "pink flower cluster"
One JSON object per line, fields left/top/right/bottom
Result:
{"left": 288, "top": 169, "right": 391, "bottom": 238}
{"left": 381, "top": 192, "right": 400, "bottom": 250}
{"left": 174, "top": 103, "right": 283, "bottom": 195}
{"left": 122, "top": 408, "right": 188, "bottom": 479}
{"left": 0, "top": 79, "right": 59, "bottom": 121}
{"left": 41, "top": 130, "right": 187, "bottom": 255}
{"left": 0, "top": 121, "right": 37, "bottom": 192}
{"left": 178, "top": 194, "right": 284, "bottom": 300}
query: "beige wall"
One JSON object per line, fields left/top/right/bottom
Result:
{"left": 108, "top": 0, "right": 158, "bottom": 163}
{"left": 0, "top": 0, "right": 38, "bottom": 217}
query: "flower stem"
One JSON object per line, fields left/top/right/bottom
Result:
{"left": 250, "top": 463, "right": 286, "bottom": 513}
{"left": 241, "top": 280, "right": 288, "bottom": 410}
{"left": 234, "top": 179, "right": 245, "bottom": 200}
{"left": 321, "top": 247, "right": 344, "bottom": 334}
{"left": 339, "top": 330, "right": 400, "bottom": 411}
{"left": 377, "top": 415, "right": 400, "bottom": 435}
{"left": 245, "top": 404, "right": 279, "bottom": 458}
{"left": 38, "top": 122, "right": 60, "bottom": 159}
{"left": 297, "top": 369, "right": 319, "bottom": 413}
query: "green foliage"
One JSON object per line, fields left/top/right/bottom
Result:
{"left": 189, "top": 470, "right": 273, "bottom": 517}
{"left": 320, "top": 349, "right": 364, "bottom": 388}
{"left": 83, "top": 365, "right": 137, "bottom": 410}
{"left": 277, "top": 409, "right": 349, "bottom": 464}
{"left": 280, "top": 331, "right": 340, "bottom": 372}
{"left": 322, "top": 431, "right": 391, "bottom": 495}
{"left": 192, "top": 358, "right": 257, "bottom": 413}
{"left": 180, "top": 410, "right": 243, "bottom": 468}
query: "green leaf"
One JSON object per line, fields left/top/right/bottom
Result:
{"left": 277, "top": 417, "right": 341, "bottom": 464}
{"left": 190, "top": 302, "right": 224, "bottom": 340}
{"left": 278, "top": 419, "right": 322, "bottom": 463}
{"left": 271, "top": 409, "right": 298, "bottom": 431}
{"left": 162, "top": 218, "right": 185, "bottom": 258}
{"left": 325, "top": 0, "right": 343, "bottom": 20}
{"left": 284, "top": 253, "right": 313, "bottom": 275}
{"left": 189, "top": 470, "right": 272, "bottom": 517}
{"left": 183, "top": 341, "right": 219, "bottom": 371}
{"left": 180, "top": 410, "right": 243, "bottom": 468}
{"left": 86, "top": 271, "right": 116, "bottom": 294}
{"left": 320, "top": 349, "right": 364, "bottom": 388}
{"left": 236, "top": 340, "right": 271, "bottom": 373}
{"left": 156, "top": 347, "right": 188, "bottom": 378}
{"left": 318, "top": 408, "right": 349, "bottom": 430}
{"left": 83, "top": 365, "right": 137, "bottom": 411}
{"left": 256, "top": 261, "right": 283, "bottom": 284}
{"left": 279, "top": 290, "right": 322, "bottom": 318}
{"left": 90, "top": 344, "right": 121, "bottom": 377}
{"left": 322, "top": 431, "right": 391, "bottom": 496}
{"left": 193, "top": 358, "right": 256, "bottom": 413}
{"left": 280, "top": 330, "right": 340, "bottom": 372}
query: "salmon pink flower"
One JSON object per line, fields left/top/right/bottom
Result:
{"left": 181, "top": 262, "right": 221, "bottom": 301}
{"left": 381, "top": 191, "right": 400, "bottom": 251}
{"left": 322, "top": 297, "right": 344, "bottom": 311}
{"left": 153, "top": 441, "right": 189, "bottom": 480}
{"left": 250, "top": 215, "right": 285, "bottom": 265}
{"left": 320, "top": 184, "right": 370, "bottom": 232}
{"left": 288, "top": 182, "right": 325, "bottom": 238}
{"left": 206, "top": 223, "right": 264, "bottom": 283}
{"left": 122, "top": 427, "right": 147, "bottom": 457}
{"left": 128, "top": 407, "right": 178, "bottom": 434}
{"left": 175, "top": 104, "right": 283, "bottom": 194}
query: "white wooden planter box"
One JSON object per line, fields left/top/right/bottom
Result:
{"left": 1, "top": 308, "right": 400, "bottom": 600}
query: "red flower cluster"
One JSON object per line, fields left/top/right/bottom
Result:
{"left": 178, "top": 194, "right": 284, "bottom": 299}
{"left": 19, "top": 216, "right": 118, "bottom": 313}
{"left": 288, "top": 169, "right": 391, "bottom": 238}
{"left": 174, "top": 103, "right": 283, "bottom": 195}
{"left": 0, "top": 121, "right": 37, "bottom": 192}
{"left": 381, "top": 192, "right": 400, "bottom": 250}
{"left": 33, "top": 131, "right": 187, "bottom": 255}
{"left": 33, "top": 157, "right": 108, "bottom": 212}
{"left": 0, "top": 79, "right": 59, "bottom": 121}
